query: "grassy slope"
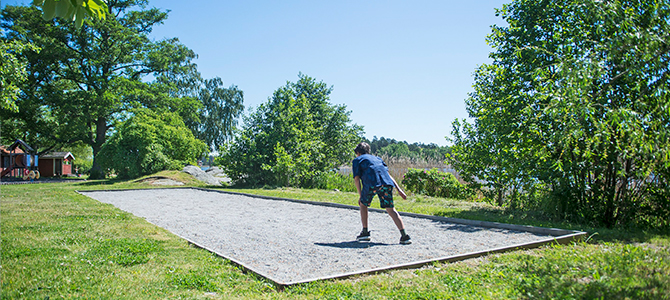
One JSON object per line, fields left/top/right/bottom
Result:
{"left": 1, "top": 177, "right": 669, "bottom": 299}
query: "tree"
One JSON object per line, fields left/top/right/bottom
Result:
{"left": 448, "top": 64, "right": 537, "bottom": 208}
{"left": 1, "top": 2, "right": 201, "bottom": 178}
{"left": 97, "top": 109, "right": 207, "bottom": 179}
{"left": 33, "top": 0, "right": 108, "bottom": 28}
{"left": 449, "top": 0, "right": 670, "bottom": 227}
{"left": 194, "top": 77, "right": 244, "bottom": 151}
{"left": 0, "top": 40, "right": 39, "bottom": 112}
{"left": 377, "top": 143, "right": 413, "bottom": 159}
{"left": 368, "top": 136, "right": 450, "bottom": 163}
{"left": 220, "top": 73, "right": 363, "bottom": 187}
{"left": 62, "top": 141, "right": 93, "bottom": 174}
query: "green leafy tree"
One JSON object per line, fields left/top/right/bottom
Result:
{"left": 97, "top": 109, "right": 207, "bottom": 179}
{"left": 368, "top": 136, "right": 450, "bottom": 162}
{"left": 368, "top": 136, "right": 395, "bottom": 154}
{"left": 449, "top": 0, "right": 670, "bottom": 227}
{"left": 220, "top": 73, "right": 362, "bottom": 187}
{"left": 448, "top": 67, "right": 536, "bottom": 208}
{"left": 377, "top": 143, "right": 413, "bottom": 159}
{"left": 33, "top": 0, "right": 108, "bottom": 28}
{"left": 194, "top": 77, "right": 244, "bottom": 151}
{"left": 0, "top": 2, "right": 201, "bottom": 178}
{"left": 402, "top": 168, "right": 469, "bottom": 199}
{"left": 0, "top": 40, "right": 39, "bottom": 112}
{"left": 62, "top": 141, "right": 93, "bottom": 174}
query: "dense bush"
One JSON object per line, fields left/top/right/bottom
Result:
{"left": 313, "top": 171, "right": 357, "bottom": 192}
{"left": 449, "top": 0, "right": 670, "bottom": 228}
{"left": 402, "top": 168, "right": 469, "bottom": 199}
{"left": 219, "top": 74, "right": 362, "bottom": 187}
{"left": 98, "top": 110, "right": 208, "bottom": 179}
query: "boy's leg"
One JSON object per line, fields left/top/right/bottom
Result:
{"left": 357, "top": 191, "right": 373, "bottom": 241}
{"left": 378, "top": 186, "right": 404, "bottom": 230}
{"left": 385, "top": 207, "right": 405, "bottom": 231}
{"left": 379, "top": 185, "right": 412, "bottom": 244}
{"left": 359, "top": 200, "right": 369, "bottom": 229}
{"left": 387, "top": 208, "right": 411, "bottom": 244}
{"left": 357, "top": 200, "right": 371, "bottom": 241}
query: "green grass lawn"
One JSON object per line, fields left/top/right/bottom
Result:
{"left": 2, "top": 177, "right": 669, "bottom": 299}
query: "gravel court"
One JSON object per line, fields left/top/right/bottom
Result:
{"left": 79, "top": 188, "right": 583, "bottom": 285}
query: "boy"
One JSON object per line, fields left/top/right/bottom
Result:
{"left": 352, "top": 142, "right": 411, "bottom": 244}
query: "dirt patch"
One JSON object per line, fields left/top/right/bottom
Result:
{"left": 135, "top": 176, "right": 184, "bottom": 186}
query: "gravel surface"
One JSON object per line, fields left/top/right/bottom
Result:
{"left": 80, "top": 188, "right": 561, "bottom": 285}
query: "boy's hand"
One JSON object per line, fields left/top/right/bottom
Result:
{"left": 398, "top": 189, "right": 407, "bottom": 200}
{"left": 389, "top": 176, "right": 407, "bottom": 200}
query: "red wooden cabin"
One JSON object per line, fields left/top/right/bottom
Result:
{"left": 39, "top": 152, "right": 75, "bottom": 177}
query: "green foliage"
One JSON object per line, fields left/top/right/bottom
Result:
{"left": 402, "top": 168, "right": 470, "bottom": 199}
{"left": 194, "top": 77, "right": 244, "bottom": 151}
{"left": 0, "top": 3, "right": 203, "bottom": 179}
{"left": 0, "top": 39, "right": 39, "bottom": 113}
{"left": 98, "top": 110, "right": 208, "bottom": 179}
{"left": 63, "top": 141, "right": 93, "bottom": 175}
{"left": 449, "top": 0, "right": 670, "bottom": 228}
{"left": 313, "top": 171, "right": 357, "bottom": 192}
{"left": 220, "top": 73, "right": 363, "bottom": 187}
{"left": 368, "top": 136, "right": 450, "bottom": 162}
{"left": 33, "top": 0, "right": 108, "bottom": 28}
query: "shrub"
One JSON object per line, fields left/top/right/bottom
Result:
{"left": 402, "top": 168, "right": 469, "bottom": 199}
{"left": 314, "top": 171, "right": 356, "bottom": 192}
{"left": 448, "top": 0, "right": 670, "bottom": 228}
{"left": 98, "top": 110, "right": 208, "bottom": 179}
{"left": 219, "top": 74, "right": 361, "bottom": 187}
{"left": 63, "top": 142, "right": 93, "bottom": 175}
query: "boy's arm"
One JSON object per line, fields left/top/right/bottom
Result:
{"left": 354, "top": 176, "right": 363, "bottom": 205}
{"left": 390, "top": 175, "right": 407, "bottom": 200}
{"left": 354, "top": 176, "right": 362, "bottom": 196}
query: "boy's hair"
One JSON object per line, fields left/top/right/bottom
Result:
{"left": 354, "top": 142, "right": 371, "bottom": 155}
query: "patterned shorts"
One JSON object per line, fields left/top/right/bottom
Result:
{"left": 360, "top": 185, "right": 394, "bottom": 208}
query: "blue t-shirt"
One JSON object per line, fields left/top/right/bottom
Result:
{"left": 352, "top": 154, "right": 395, "bottom": 193}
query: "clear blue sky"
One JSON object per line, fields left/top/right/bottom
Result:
{"left": 3, "top": 0, "right": 509, "bottom": 146}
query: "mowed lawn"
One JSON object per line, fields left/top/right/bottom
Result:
{"left": 2, "top": 176, "right": 669, "bottom": 299}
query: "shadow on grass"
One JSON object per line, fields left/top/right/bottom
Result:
{"left": 76, "top": 178, "right": 126, "bottom": 186}
{"left": 433, "top": 206, "right": 555, "bottom": 227}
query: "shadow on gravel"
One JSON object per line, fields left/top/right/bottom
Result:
{"left": 314, "top": 241, "right": 391, "bottom": 249}
{"left": 432, "top": 222, "right": 485, "bottom": 233}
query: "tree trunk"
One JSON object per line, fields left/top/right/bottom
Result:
{"left": 497, "top": 187, "right": 504, "bottom": 206}
{"left": 88, "top": 117, "right": 108, "bottom": 179}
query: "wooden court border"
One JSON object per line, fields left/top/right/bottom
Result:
{"left": 77, "top": 187, "right": 588, "bottom": 287}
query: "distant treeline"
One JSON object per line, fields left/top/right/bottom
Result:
{"left": 364, "top": 136, "right": 450, "bottom": 163}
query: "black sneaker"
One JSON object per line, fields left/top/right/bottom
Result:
{"left": 400, "top": 234, "right": 412, "bottom": 245}
{"left": 356, "top": 230, "right": 371, "bottom": 241}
